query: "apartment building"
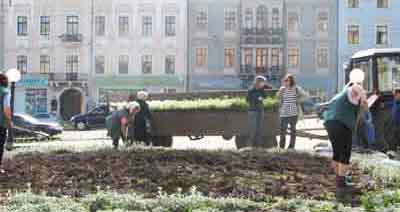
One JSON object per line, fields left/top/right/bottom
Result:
{"left": 239, "top": 0, "right": 284, "bottom": 88}
{"left": 188, "top": 0, "right": 242, "bottom": 91}
{"left": 338, "top": 0, "right": 400, "bottom": 89}
{"left": 285, "top": 0, "right": 338, "bottom": 94}
{"left": 2, "top": 0, "right": 187, "bottom": 120}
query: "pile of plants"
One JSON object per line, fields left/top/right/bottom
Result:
{"left": 111, "top": 97, "right": 279, "bottom": 112}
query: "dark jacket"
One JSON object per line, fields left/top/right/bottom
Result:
{"left": 247, "top": 87, "right": 266, "bottom": 111}
{"left": 134, "top": 99, "right": 152, "bottom": 141}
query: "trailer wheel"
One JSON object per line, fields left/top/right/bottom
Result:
{"left": 222, "top": 132, "right": 234, "bottom": 140}
{"left": 153, "top": 136, "right": 173, "bottom": 148}
{"left": 235, "top": 136, "right": 248, "bottom": 149}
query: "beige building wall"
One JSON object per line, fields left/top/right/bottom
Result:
{"left": 3, "top": 0, "right": 187, "bottom": 119}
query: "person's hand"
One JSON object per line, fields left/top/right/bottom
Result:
{"left": 7, "top": 121, "right": 13, "bottom": 128}
{"left": 361, "top": 99, "right": 368, "bottom": 110}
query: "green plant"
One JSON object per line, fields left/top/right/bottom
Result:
{"left": 111, "top": 97, "right": 279, "bottom": 112}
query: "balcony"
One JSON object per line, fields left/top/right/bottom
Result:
{"left": 49, "top": 73, "right": 88, "bottom": 82}
{"left": 239, "top": 65, "right": 283, "bottom": 88}
{"left": 241, "top": 28, "right": 284, "bottom": 45}
{"left": 59, "top": 33, "right": 83, "bottom": 42}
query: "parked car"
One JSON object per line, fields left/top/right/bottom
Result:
{"left": 13, "top": 113, "right": 64, "bottom": 136}
{"left": 301, "top": 96, "right": 323, "bottom": 115}
{"left": 33, "top": 113, "right": 60, "bottom": 123}
{"left": 70, "top": 105, "right": 110, "bottom": 130}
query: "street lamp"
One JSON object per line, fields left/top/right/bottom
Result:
{"left": 5, "top": 68, "right": 21, "bottom": 148}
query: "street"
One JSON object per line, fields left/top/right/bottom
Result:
{"left": 12, "top": 117, "right": 329, "bottom": 153}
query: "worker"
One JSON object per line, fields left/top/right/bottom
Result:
{"left": 133, "top": 91, "right": 153, "bottom": 146}
{"left": 0, "top": 73, "right": 12, "bottom": 174}
{"left": 106, "top": 102, "right": 140, "bottom": 149}
{"left": 276, "top": 74, "right": 308, "bottom": 149}
{"left": 247, "top": 76, "right": 267, "bottom": 147}
{"left": 383, "top": 88, "right": 400, "bottom": 150}
{"left": 323, "top": 69, "right": 368, "bottom": 199}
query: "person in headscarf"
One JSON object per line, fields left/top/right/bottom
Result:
{"left": 106, "top": 102, "right": 140, "bottom": 149}
{"left": 0, "top": 73, "right": 12, "bottom": 174}
{"left": 323, "top": 69, "right": 368, "bottom": 199}
{"left": 134, "top": 91, "right": 153, "bottom": 146}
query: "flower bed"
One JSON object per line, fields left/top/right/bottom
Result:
{"left": 111, "top": 97, "right": 279, "bottom": 112}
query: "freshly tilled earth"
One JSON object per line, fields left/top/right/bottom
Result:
{"left": 0, "top": 148, "right": 371, "bottom": 202}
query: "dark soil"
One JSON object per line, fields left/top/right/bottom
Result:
{"left": 0, "top": 148, "right": 372, "bottom": 203}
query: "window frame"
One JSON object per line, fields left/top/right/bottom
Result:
{"left": 377, "top": 0, "right": 389, "bottom": 8}
{"left": 165, "top": 55, "right": 175, "bottom": 74}
{"left": 244, "top": 48, "right": 253, "bottom": 66}
{"left": 271, "top": 48, "right": 280, "bottom": 67}
{"left": 317, "top": 11, "right": 329, "bottom": 33}
{"left": 40, "top": 16, "right": 50, "bottom": 36}
{"left": 141, "top": 55, "right": 152, "bottom": 74}
{"left": 256, "top": 6, "right": 268, "bottom": 33}
{"left": 317, "top": 47, "right": 329, "bottom": 68}
{"left": 40, "top": 55, "right": 50, "bottom": 74}
{"left": 196, "top": 9, "right": 208, "bottom": 30}
{"left": 256, "top": 48, "right": 267, "bottom": 69}
{"left": 142, "top": 16, "right": 153, "bottom": 37}
{"left": 66, "top": 16, "right": 79, "bottom": 35}
{"left": 287, "top": 11, "right": 299, "bottom": 33}
{"left": 224, "top": 48, "right": 235, "bottom": 68}
{"left": 376, "top": 25, "right": 389, "bottom": 45}
{"left": 95, "top": 55, "right": 105, "bottom": 74}
{"left": 165, "top": 16, "right": 176, "bottom": 37}
{"left": 224, "top": 8, "right": 237, "bottom": 32}
{"left": 17, "top": 55, "right": 28, "bottom": 74}
{"left": 66, "top": 55, "right": 79, "bottom": 73}
{"left": 271, "top": 8, "right": 280, "bottom": 29}
{"left": 347, "top": 24, "right": 360, "bottom": 45}
{"left": 118, "top": 55, "right": 129, "bottom": 74}
{"left": 17, "top": 16, "right": 28, "bottom": 36}
{"left": 348, "top": 0, "right": 359, "bottom": 8}
{"left": 288, "top": 48, "right": 300, "bottom": 69}
{"left": 196, "top": 48, "right": 208, "bottom": 67}
{"left": 95, "top": 16, "right": 106, "bottom": 36}
{"left": 118, "top": 16, "right": 129, "bottom": 37}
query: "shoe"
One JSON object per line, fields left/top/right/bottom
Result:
{"left": 0, "top": 169, "right": 5, "bottom": 174}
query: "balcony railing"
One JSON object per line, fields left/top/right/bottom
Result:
{"left": 239, "top": 65, "right": 283, "bottom": 88}
{"left": 241, "top": 27, "right": 284, "bottom": 45}
{"left": 48, "top": 73, "right": 88, "bottom": 81}
{"left": 59, "top": 33, "right": 83, "bottom": 42}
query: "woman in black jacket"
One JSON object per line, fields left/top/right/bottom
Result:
{"left": 134, "top": 91, "right": 152, "bottom": 145}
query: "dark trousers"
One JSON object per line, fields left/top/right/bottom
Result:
{"left": 0, "top": 127, "right": 7, "bottom": 166}
{"left": 280, "top": 116, "right": 298, "bottom": 149}
{"left": 248, "top": 110, "right": 264, "bottom": 147}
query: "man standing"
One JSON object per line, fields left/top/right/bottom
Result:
{"left": 0, "top": 73, "right": 12, "bottom": 174}
{"left": 247, "top": 76, "right": 267, "bottom": 147}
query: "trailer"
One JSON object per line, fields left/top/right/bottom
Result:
{"left": 129, "top": 90, "right": 280, "bottom": 148}
{"left": 151, "top": 110, "right": 279, "bottom": 148}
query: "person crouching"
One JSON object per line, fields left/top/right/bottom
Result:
{"left": 106, "top": 102, "right": 140, "bottom": 149}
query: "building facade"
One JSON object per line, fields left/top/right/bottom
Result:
{"left": 285, "top": 0, "right": 338, "bottom": 94}
{"left": 188, "top": 0, "right": 241, "bottom": 91}
{"left": 239, "top": 0, "right": 284, "bottom": 88}
{"left": 2, "top": 0, "right": 187, "bottom": 120}
{"left": 0, "top": 0, "right": 5, "bottom": 70}
{"left": 92, "top": 0, "right": 187, "bottom": 103}
{"left": 338, "top": 0, "right": 400, "bottom": 89}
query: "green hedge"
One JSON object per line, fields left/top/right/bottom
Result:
{"left": 111, "top": 97, "right": 279, "bottom": 112}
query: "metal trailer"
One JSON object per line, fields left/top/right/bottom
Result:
{"left": 141, "top": 90, "right": 280, "bottom": 148}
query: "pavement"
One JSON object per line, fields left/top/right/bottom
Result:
{"left": 10, "top": 117, "right": 330, "bottom": 153}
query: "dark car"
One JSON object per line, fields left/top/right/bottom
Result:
{"left": 70, "top": 105, "right": 110, "bottom": 130}
{"left": 13, "top": 113, "right": 63, "bottom": 136}
{"left": 301, "top": 96, "right": 323, "bottom": 115}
